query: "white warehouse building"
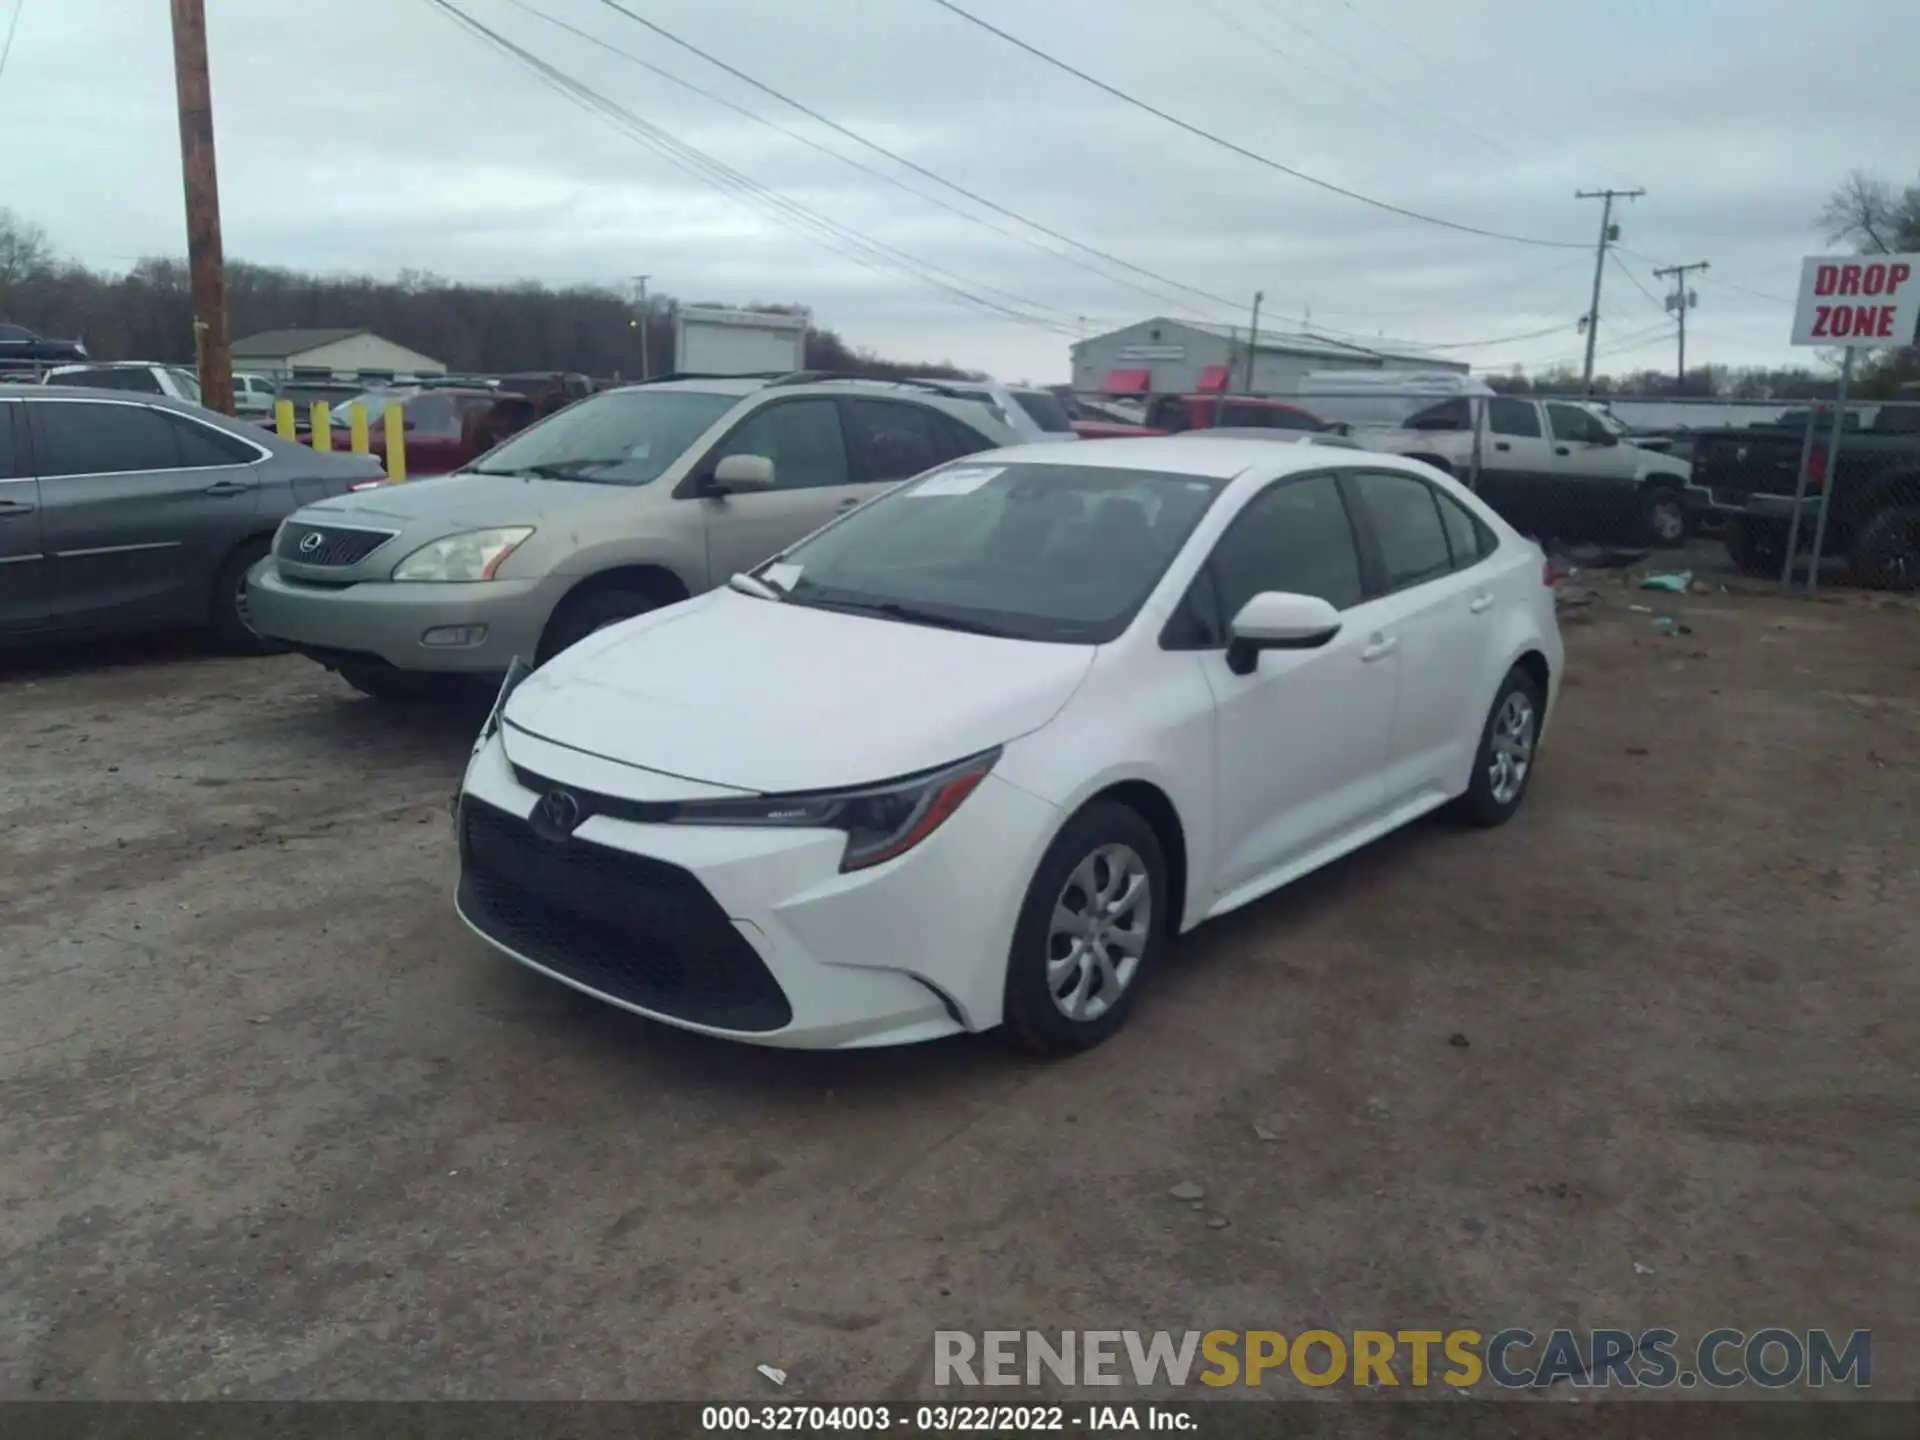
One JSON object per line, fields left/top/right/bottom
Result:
{"left": 1071, "top": 317, "right": 1468, "bottom": 397}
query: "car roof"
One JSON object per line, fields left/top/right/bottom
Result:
{"left": 46, "top": 361, "right": 167, "bottom": 371}
{"left": 965, "top": 434, "right": 1373, "bottom": 479}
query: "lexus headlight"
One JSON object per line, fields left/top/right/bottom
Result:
{"left": 667, "top": 749, "right": 1000, "bottom": 872}
{"left": 392, "top": 527, "right": 534, "bottom": 582}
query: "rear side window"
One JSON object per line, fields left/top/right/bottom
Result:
{"left": 840, "top": 399, "right": 947, "bottom": 484}
{"left": 406, "top": 393, "right": 462, "bottom": 438}
{"left": 1434, "top": 488, "right": 1496, "bottom": 569}
{"left": 1011, "top": 389, "right": 1073, "bottom": 433}
{"left": 30, "top": 401, "right": 183, "bottom": 477}
{"left": 0, "top": 403, "right": 20, "bottom": 479}
{"left": 59, "top": 367, "right": 157, "bottom": 393}
{"left": 1487, "top": 398, "right": 1540, "bottom": 437}
{"left": 1352, "top": 470, "right": 1453, "bottom": 590}
{"left": 1405, "top": 398, "right": 1471, "bottom": 431}
{"left": 930, "top": 409, "right": 997, "bottom": 461}
{"left": 168, "top": 413, "right": 259, "bottom": 467}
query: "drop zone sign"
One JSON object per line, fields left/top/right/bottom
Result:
{"left": 1791, "top": 255, "right": 1920, "bottom": 346}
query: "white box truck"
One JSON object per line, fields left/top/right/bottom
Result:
{"left": 673, "top": 305, "right": 809, "bottom": 376}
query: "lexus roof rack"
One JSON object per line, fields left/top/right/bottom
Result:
{"left": 761, "top": 371, "right": 967, "bottom": 398}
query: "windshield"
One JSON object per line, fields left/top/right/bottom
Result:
{"left": 762, "top": 461, "right": 1226, "bottom": 643}
{"left": 167, "top": 368, "right": 202, "bottom": 402}
{"left": 329, "top": 388, "right": 407, "bottom": 417}
{"left": 1011, "top": 389, "right": 1074, "bottom": 433}
{"left": 471, "top": 387, "right": 737, "bottom": 484}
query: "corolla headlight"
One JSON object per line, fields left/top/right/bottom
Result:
{"left": 668, "top": 748, "right": 1000, "bottom": 872}
{"left": 392, "top": 527, "right": 534, "bottom": 582}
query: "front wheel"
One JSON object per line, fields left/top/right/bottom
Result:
{"left": 1848, "top": 506, "right": 1920, "bottom": 591}
{"left": 1455, "top": 668, "right": 1544, "bottom": 829}
{"left": 1642, "top": 485, "right": 1688, "bottom": 548}
{"left": 1002, "top": 801, "right": 1168, "bottom": 1056}
{"left": 209, "top": 538, "right": 284, "bottom": 655}
{"left": 540, "top": 587, "right": 661, "bottom": 661}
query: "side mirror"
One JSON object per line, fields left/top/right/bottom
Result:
{"left": 712, "top": 453, "right": 777, "bottom": 492}
{"left": 1595, "top": 428, "right": 1619, "bottom": 446}
{"left": 1226, "top": 591, "right": 1342, "bottom": 675}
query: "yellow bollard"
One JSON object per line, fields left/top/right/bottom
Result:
{"left": 274, "top": 398, "right": 296, "bottom": 440}
{"left": 384, "top": 404, "right": 407, "bottom": 481}
{"left": 310, "top": 402, "right": 332, "bottom": 451}
{"left": 348, "top": 404, "right": 370, "bottom": 454}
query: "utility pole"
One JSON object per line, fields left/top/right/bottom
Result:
{"left": 1653, "top": 260, "right": 1709, "bottom": 384}
{"left": 632, "top": 274, "right": 651, "bottom": 379}
{"left": 170, "top": 0, "right": 233, "bottom": 415}
{"left": 1575, "top": 187, "right": 1644, "bottom": 394}
{"left": 1243, "top": 290, "right": 1264, "bottom": 393}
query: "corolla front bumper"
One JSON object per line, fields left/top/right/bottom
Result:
{"left": 453, "top": 730, "right": 1063, "bottom": 1049}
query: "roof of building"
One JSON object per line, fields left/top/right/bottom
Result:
{"left": 1177, "top": 319, "right": 1468, "bottom": 370}
{"left": 231, "top": 328, "right": 370, "bottom": 357}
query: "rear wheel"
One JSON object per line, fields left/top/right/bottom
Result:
{"left": 1455, "top": 667, "right": 1543, "bottom": 829}
{"left": 1848, "top": 505, "right": 1920, "bottom": 591}
{"left": 1725, "top": 516, "right": 1787, "bottom": 578}
{"left": 1002, "top": 801, "right": 1168, "bottom": 1056}
{"left": 208, "top": 537, "right": 283, "bottom": 655}
{"left": 540, "top": 587, "right": 663, "bottom": 661}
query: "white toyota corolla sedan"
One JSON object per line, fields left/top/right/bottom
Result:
{"left": 455, "top": 436, "right": 1563, "bottom": 1054}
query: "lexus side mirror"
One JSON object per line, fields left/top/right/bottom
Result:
{"left": 1226, "top": 591, "right": 1342, "bottom": 675}
{"left": 712, "top": 453, "right": 777, "bottom": 492}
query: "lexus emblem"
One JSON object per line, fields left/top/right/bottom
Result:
{"left": 536, "top": 789, "right": 583, "bottom": 836}
{"left": 298, "top": 531, "right": 325, "bottom": 554}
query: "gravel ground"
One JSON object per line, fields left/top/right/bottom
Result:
{"left": 2, "top": 563, "right": 1915, "bottom": 1401}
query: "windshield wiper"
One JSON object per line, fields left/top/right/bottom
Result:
{"left": 472, "top": 460, "right": 625, "bottom": 481}
{"left": 792, "top": 592, "right": 1008, "bottom": 637}
{"left": 727, "top": 572, "right": 786, "bottom": 601}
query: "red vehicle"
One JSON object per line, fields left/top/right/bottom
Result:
{"left": 1070, "top": 392, "right": 1332, "bottom": 439}
{"left": 325, "top": 386, "right": 504, "bottom": 476}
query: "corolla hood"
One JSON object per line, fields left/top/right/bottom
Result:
{"left": 296, "top": 472, "right": 616, "bottom": 526}
{"left": 503, "top": 589, "right": 1097, "bottom": 793}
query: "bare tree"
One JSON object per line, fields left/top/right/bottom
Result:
{"left": 0, "top": 207, "right": 53, "bottom": 309}
{"left": 1820, "top": 170, "right": 1920, "bottom": 254}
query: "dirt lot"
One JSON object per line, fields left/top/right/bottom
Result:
{"left": 2, "top": 555, "right": 1916, "bottom": 1401}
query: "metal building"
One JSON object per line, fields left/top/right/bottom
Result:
{"left": 231, "top": 328, "right": 448, "bottom": 382}
{"left": 1070, "top": 317, "right": 1467, "bottom": 397}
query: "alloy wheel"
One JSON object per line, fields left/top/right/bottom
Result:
{"left": 1652, "top": 500, "right": 1685, "bottom": 542}
{"left": 1488, "top": 691, "right": 1536, "bottom": 805}
{"left": 1047, "top": 843, "right": 1152, "bottom": 1022}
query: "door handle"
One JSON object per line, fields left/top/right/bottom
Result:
{"left": 203, "top": 480, "right": 251, "bottom": 496}
{"left": 836, "top": 497, "right": 861, "bottom": 510}
{"left": 1360, "top": 635, "right": 1398, "bottom": 663}
{"left": 1470, "top": 593, "right": 1494, "bottom": 614}
{"left": 1494, "top": 441, "right": 1511, "bottom": 452}
{"left": 1554, "top": 446, "right": 1571, "bottom": 456}
{"left": 0, "top": 499, "right": 33, "bottom": 516}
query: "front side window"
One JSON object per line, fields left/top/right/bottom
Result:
{"left": 1405, "top": 398, "right": 1472, "bottom": 432}
{"left": 764, "top": 462, "right": 1225, "bottom": 643}
{"left": 1546, "top": 403, "right": 1608, "bottom": 445}
{"left": 1352, "top": 470, "right": 1453, "bottom": 590}
{"left": 405, "top": 393, "right": 461, "bottom": 438}
{"left": 710, "top": 399, "right": 851, "bottom": 490}
{"left": 31, "top": 402, "right": 183, "bottom": 477}
{"left": 471, "top": 387, "right": 737, "bottom": 485}
{"left": 1011, "top": 389, "right": 1073, "bottom": 434}
{"left": 1487, "top": 398, "right": 1541, "bottom": 437}
{"left": 1202, "top": 474, "right": 1364, "bottom": 632}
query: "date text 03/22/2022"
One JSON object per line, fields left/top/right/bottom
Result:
{"left": 701, "top": 1405, "right": 1192, "bottom": 1432}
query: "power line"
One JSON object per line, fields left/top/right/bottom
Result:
{"left": 1616, "top": 245, "right": 1793, "bottom": 304}
{"left": 423, "top": 0, "right": 1077, "bottom": 334}
{"left": 0, "top": 0, "right": 25, "bottom": 91}
{"left": 1416, "top": 322, "right": 1576, "bottom": 351}
{"left": 923, "top": 0, "right": 1588, "bottom": 249}
{"left": 1609, "top": 250, "right": 1668, "bottom": 316}
{"left": 583, "top": 0, "right": 1250, "bottom": 317}
{"left": 505, "top": 0, "right": 1223, "bottom": 324}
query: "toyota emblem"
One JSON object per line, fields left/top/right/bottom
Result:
{"left": 298, "top": 531, "right": 325, "bottom": 554}
{"left": 535, "top": 789, "right": 584, "bottom": 836}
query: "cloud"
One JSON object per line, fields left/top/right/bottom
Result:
{"left": 6, "top": 0, "right": 1917, "bottom": 380}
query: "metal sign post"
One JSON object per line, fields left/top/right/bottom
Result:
{"left": 1777, "top": 406, "right": 1822, "bottom": 588}
{"left": 1804, "top": 350, "right": 1856, "bottom": 593}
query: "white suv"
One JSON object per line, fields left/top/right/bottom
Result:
{"left": 909, "top": 377, "right": 1078, "bottom": 443}
{"left": 43, "top": 362, "right": 203, "bottom": 403}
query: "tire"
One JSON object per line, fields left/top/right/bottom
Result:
{"left": 1641, "top": 485, "right": 1688, "bottom": 548}
{"left": 336, "top": 664, "right": 444, "bottom": 702}
{"left": 1847, "top": 506, "right": 1920, "bottom": 591}
{"left": 1454, "top": 667, "right": 1544, "bottom": 829}
{"left": 1002, "top": 800, "right": 1168, "bottom": 1056}
{"left": 1725, "top": 516, "right": 1786, "bottom": 578}
{"left": 209, "top": 537, "right": 284, "bottom": 655}
{"left": 541, "top": 587, "right": 662, "bottom": 660}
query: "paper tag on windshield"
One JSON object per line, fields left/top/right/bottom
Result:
{"left": 762, "top": 561, "right": 803, "bottom": 591}
{"left": 911, "top": 466, "right": 1002, "bottom": 497}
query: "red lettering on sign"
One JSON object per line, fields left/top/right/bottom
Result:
{"left": 1816, "top": 265, "right": 1839, "bottom": 296}
{"left": 1838, "top": 264, "right": 1863, "bottom": 296}
{"left": 1853, "top": 305, "right": 1883, "bottom": 335}
{"left": 1832, "top": 306, "right": 1855, "bottom": 336}
{"left": 1891, "top": 263, "right": 1913, "bottom": 293}
{"left": 1877, "top": 305, "right": 1896, "bottom": 338}
{"left": 1810, "top": 305, "right": 1831, "bottom": 336}
{"left": 1863, "top": 264, "right": 1888, "bottom": 295}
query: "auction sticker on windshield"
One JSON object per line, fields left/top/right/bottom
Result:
{"left": 911, "top": 466, "right": 1003, "bottom": 497}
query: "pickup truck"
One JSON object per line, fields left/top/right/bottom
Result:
{"left": 1350, "top": 394, "right": 1696, "bottom": 547}
{"left": 1070, "top": 392, "right": 1332, "bottom": 440}
{"left": 1687, "top": 404, "right": 1920, "bottom": 588}
{"left": 0, "top": 322, "right": 88, "bottom": 374}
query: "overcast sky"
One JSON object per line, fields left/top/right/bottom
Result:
{"left": 4, "top": 0, "right": 1915, "bottom": 381}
